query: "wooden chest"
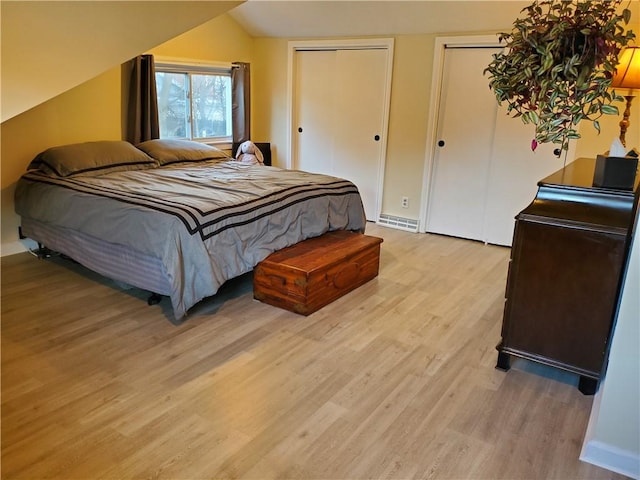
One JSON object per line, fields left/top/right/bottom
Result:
{"left": 253, "top": 231, "right": 383, "bottom": 315}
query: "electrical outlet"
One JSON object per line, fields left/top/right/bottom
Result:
{"left": 401, "top": 196, "right": 409, "bottom": 208}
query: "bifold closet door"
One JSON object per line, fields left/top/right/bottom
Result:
{"left": 294, "top": 48, "right": 388, "bottom": 221}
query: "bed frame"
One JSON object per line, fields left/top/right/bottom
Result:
{"left": 21, "top": 218, "right": 174, "bottom": 310}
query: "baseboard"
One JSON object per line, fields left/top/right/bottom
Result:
{"left": 1, "top": 239, "right": 37, "bottom": 257}
{"left": 580, "top": 381, "right": 640, "bottom": 479}
{"left": 580, "top": 440, "right": 640, "bottom": 479}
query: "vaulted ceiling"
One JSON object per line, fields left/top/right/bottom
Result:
{"left": 228, "top": 1, "right": 532, "bottom": 38}
{"left": 3, "top": 0, "right": 638, "bottom": 123}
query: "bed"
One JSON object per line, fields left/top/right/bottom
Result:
{"left": 14, "top": 139, "right": 366, "bottom": 323}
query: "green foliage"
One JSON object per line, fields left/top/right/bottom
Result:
{"left": 485, "top": 0, "right": 635, "bottom": 154}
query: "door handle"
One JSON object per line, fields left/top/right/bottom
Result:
{"left": 438, "top": 140, "right": 445, "bottom": 147}
{"left": 374, "top": 135, "right": 380, "bottom": 141}
{"left": 298, "top": 127, "right": 303, "bottom": 133}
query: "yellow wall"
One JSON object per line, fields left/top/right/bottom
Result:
{"left": 1, "top": 67, "right": 123, "bottom": 254}
{"left": 577, "top": 13, "right": 640, "bottom": 157}
{"left": 1, "top": 13, "right": 254, "bottom": 255}
{"left": 383, "top": 34, "right": 434, "bottom": 218}
{"left": 149, "top": 12, "right": 252, "bottom": 63}
{"left": 251, "top": 38, "right": 290, "bottom": 166}
{"left": 576, "top": 100, "right": 640, "bottom": 158}
{"left": 2, "top": 9, "right": 638, "bottom": 255}
{"left": 251, "top": 32, "right": 639, "bottom": 221}
{"left": 1, "top": 1, "right": 241, "bottom": 122}
{"left": 249, "top": 35, "right": 436, "bottom": 218}
{"left": 148, "top": 13, "right": 256, "bottom": 148}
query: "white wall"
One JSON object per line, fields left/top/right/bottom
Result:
{"left": 581, "top": 209, "right": 640, "bottom": 479}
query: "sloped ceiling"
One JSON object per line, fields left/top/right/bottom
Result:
{"left": 229, "top": 0, "right": 640, "bottom": 38}
{"left": 1, "top": 1, "right": 242, "bottom": 122}
{"left": 228, "top": 1, "right": 532, "bottom": 38}
{"left": 3, "top": 0, "right": 637, "bottom": 122}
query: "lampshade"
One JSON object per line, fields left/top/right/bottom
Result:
{"left": 612, "top": 46, "right": 640, "bottom": 90}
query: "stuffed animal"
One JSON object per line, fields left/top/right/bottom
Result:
{"left": 234, "top": 141, "right": 264, "bottom": 165}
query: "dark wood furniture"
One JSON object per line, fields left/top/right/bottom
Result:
{"left": 496, "top": 157, "right": 639, "bottom": 395}
{"left": 254, "top": 231, "right": 383, "bottom": 315}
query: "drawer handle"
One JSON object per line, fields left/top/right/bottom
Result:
{"left": 333, "top": 262, "right": 360, "bottom": 289}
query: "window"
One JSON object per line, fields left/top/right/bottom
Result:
{"left": 155, "top": 62, "right": 232, "bottom": 143}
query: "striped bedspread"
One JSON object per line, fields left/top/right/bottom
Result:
{"left": 15, "top": 160, "right": 367, "bottom": 320}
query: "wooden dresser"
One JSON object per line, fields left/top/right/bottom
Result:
{"left": 496, "top": 157, "right": 639, "bottom": 394}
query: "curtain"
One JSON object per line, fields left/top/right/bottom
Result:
{"left": 232, "top": 62, "right": 251, "bottom": 143}
{"left": 127, "top": 54, "right": 159, "bottom": 144}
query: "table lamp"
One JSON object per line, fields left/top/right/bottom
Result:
{"left": 611, "top": 46, "right": 640, "bottom": 148}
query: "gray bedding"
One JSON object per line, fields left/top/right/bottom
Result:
{"left": 15, "top": 160, "right": 366, "bottom": 320}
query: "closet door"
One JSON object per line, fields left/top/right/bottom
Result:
{"left": 484, "top": 108, "right": 566, "bottom": 246}
{"left": 332, "top": 49, "right": 388, "bottom": 221}
{"left": 426, "top": 45, "right": 572, "bottom": 246}
{"left": 294, "top": 50, "right": 336, "bottom": 175}
{"left": 294, "top": 48, "right": 388, "bottom": 221}
{"left": 426, "top": 47, "right": 499, "bottom": 241}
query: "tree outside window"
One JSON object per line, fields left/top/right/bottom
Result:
{"left": 155, "top": 65, "right": 232, "bottom": 143}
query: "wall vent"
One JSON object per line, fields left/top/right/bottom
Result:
{"left": 377, "top": 214, "right": 419, "bottom": 233}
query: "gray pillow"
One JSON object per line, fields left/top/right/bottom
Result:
{"left": 29, "top": 140, "right": 157, "bottom": 177}
{"left": 136, "top": 139, "right": 229, "bottom": 166}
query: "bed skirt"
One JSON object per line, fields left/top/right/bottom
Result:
{"left": 21, "top": 217, "right": 172, "bottom": 298}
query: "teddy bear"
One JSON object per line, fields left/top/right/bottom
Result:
{"left": 234, "top": 140, "right": 264, "bottom": 165}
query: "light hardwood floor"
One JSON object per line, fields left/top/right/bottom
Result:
{"left": 1, "top": 224, "right": 628, "bottom": 479}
